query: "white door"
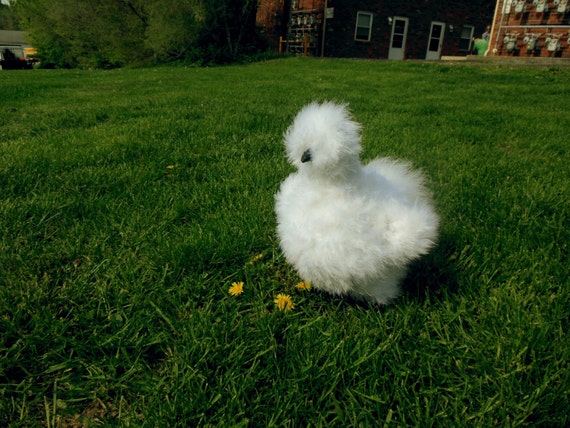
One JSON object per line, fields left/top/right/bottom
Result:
{"left": 426, "top": 21, "right": 445, "bottom": 60}
{"left": 388, "top": 17, "right": 409, "bottom": 60}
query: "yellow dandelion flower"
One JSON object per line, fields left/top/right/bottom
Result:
{"left": 274, "top": 293, "right": 294, "bottom": 311}
{"left": 229, "top": 281, "right": 244, "bottom": 296}
{"left": 295, "top": 281, "right": 311, "bottom": 291}
{"left": 166, "top": 165, "right": 175, "bottom": 170}
{"left": 247, "top": 253, "right": 264, "bottom": 264}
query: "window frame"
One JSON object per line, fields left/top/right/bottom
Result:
{"left": 459, "top": 25, "right": 475, "bottom": 52}
{"left": 354, "top": 11, "right": 373, "bottom": 42}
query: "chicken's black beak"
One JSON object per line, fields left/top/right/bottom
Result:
{"left": 301, "top": 149, "right": 312, "bottom": 163}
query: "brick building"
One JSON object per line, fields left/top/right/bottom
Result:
{"left": 487, "top": 0, "right": 570, "bottom": 58}
{"left": 257, "top": 0, "right": 495, "bottom": 59}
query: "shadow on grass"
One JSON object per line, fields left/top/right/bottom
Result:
{"left": 403, "top": 232, "right": 461, "bottom": 304}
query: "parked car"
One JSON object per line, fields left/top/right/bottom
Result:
{"left": 0, "top": 45, "right": 34, "bottom": 69}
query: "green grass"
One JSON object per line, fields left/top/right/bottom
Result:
{"left": 1, "top": 58, "right": 568, "bottom": 426}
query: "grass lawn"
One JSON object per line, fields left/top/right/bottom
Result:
{"left": 1, "top": 57, "right": 568, "bottom": 426}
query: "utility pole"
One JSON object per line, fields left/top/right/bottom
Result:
{"left": 321, "top": 0, "right": 328, "bottom": 57}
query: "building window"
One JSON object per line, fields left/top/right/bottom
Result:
{"left": 355, "top": 12, "right": 373, "bottom": 42}
{"left": 460, "top": 25, "right": 474, "bottom": 51}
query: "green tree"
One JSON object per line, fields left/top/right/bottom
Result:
{"left": 13, "top": 0, "right": 74, "bottom": 67}
{"left": 0, "top": 3, "right": 20, "bottom": 30}
{"left": 14, "top": 0, "right": 148, "bottom": 68}
{"left": 200, "top": 0, "right": 263, "bottom": 63}
{"left": 144, "top": 0, "right": 206, "bottom": 60}
{"left": 13, "top": 0, "right": 262, "bottom": 68}
{"left": 145, "top": 0, "right": 263, "bottom": 64}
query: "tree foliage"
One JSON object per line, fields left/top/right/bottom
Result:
{"left": 144, "top": 0, "right": 206, "bottom": 60}
{"left": 0, "top": 3, "right": 20, "bottom": 30}
{"left": 12, "top": 0, "right": 263, "bottom": 68}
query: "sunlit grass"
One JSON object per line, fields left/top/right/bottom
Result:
{"left": 1, "top": 58, "right": 568, "bottom": 426}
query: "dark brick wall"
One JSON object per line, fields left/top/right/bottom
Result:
{"left": 323, "top": 0, "right": 494, "bottom": 59}
{"left": 258, "top": 0, "right": 496, "bottom": 58}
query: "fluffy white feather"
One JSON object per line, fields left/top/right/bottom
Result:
{"left": 275, "top": 101, "right": 439, "bottom": 304}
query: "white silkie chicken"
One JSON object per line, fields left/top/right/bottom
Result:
{"left": 275, "top": 101, "right": 439, "bottom": 304}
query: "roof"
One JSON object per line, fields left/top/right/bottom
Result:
{"left": 0, "top": 30, "right": 31, "bottom": 46}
